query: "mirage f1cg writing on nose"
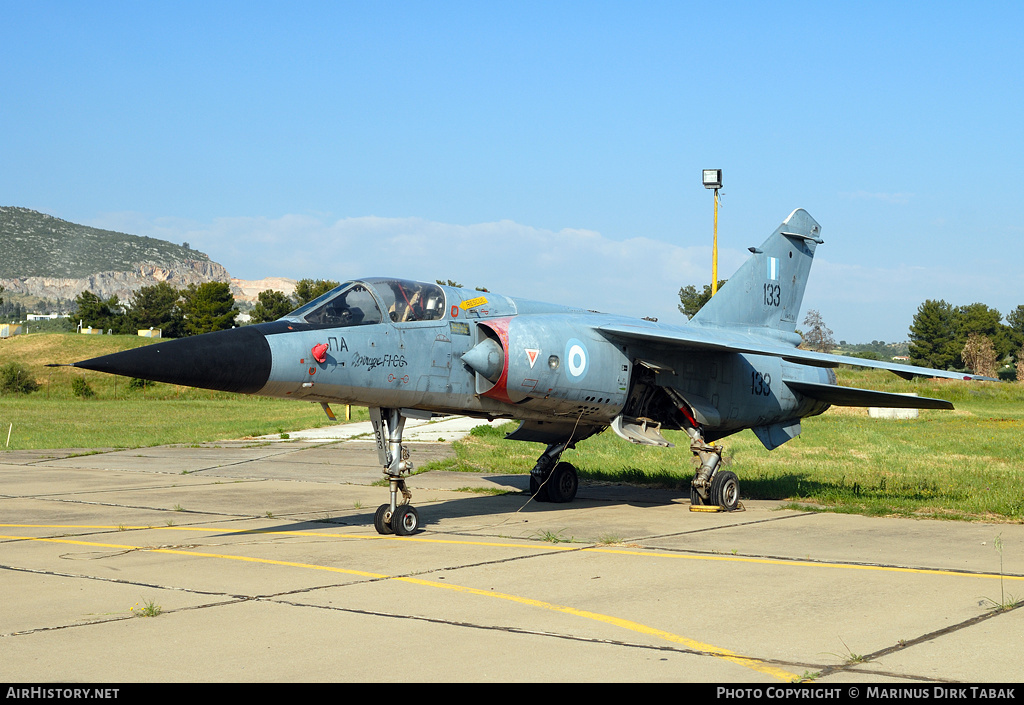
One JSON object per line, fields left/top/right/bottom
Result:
{"left": 69, "top": 209, "right": 981, "bottom": 536}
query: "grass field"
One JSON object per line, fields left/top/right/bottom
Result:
{"left": 2, "top": 333, "right": 1022, "bottom": 521}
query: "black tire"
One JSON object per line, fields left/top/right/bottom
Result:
{"left": 708, "top": 470, "right": 740, "bottom": 511}
{"left": 690, "top": 484, "right": 707, "bottom": 506}
{"left": 391, "top": 504, "right": 420, "bottom": 536}
{"left": 530, "top": 474, "right": 550, "bottom": 502}
{"left": 546, "top": 462, "right": 578, "bottom": 503}
{"left": 374, "top": 504, "right": 395, "bottom": 535}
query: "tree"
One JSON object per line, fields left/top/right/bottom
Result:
{"left": 72, "top": 291, "right": 127, "bottom": 333}
{"left": 955, "top": 303, "right": 1014, "bottom": 364}
{"left": 961, "top": 333, "right": 998, "bottom": 378}
{"left": 908, "top": 299, "right": 959, "bottom": 369}
{"left": 250, "top": 289, "right": 295, "bottom": 324}
{"left": 801, "top": 309, "right": 835, "bottom": 353}
{"left": 1006, "top": 305, "right": 1024, "bottom": 366}
{"left": 126, "top": 282, "right": 184, "bottom": 338}
{"left": 179, "top": 282, "right": 237, "bottom": 336}
{"left": 1007, "top": 305, "right": 1024, "bottom": 335}
{"left": 294, "top": 279, "right": 340, "bottom": 306}
{"left": 678, "top": 280, "right": 727, "bottom": 318}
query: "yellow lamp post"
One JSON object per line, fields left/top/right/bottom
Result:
{"left": 702, "top": 169, "right": 723, "bottom": 296}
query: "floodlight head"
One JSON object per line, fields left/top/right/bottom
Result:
{"left": 702, "top": 169, "right": 722, "bottom": 189}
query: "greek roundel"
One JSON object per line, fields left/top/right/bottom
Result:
{"left": 564, "top": 338, "right": 589, "bottom": 380}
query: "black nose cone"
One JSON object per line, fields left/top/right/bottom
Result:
{"left": 73, "top": 326, "right": 272, "bottom": 395}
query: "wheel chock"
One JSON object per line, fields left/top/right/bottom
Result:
{"left": 689, "top": 505, "right": 722, "bottom": 512}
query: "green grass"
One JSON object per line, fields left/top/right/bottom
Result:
{"left": 131, "top": 599, "right": 163, "bottom": 617}
{"left": 424, "top": 368, "right": 1024, "bottom": 522}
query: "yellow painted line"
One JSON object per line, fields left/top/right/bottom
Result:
{"left": 0, "top": 524, "right": 580, "bottom": 550}
{"left": 588, "top": 548, "right": 1024, "bottom": 582}
{"left": 0, "top": 532, "right": 797, "bottom": 681}
{"left": 398, "top": 574, "right": 796, "bottom": 680}
{"left": 4, "top": 524, "right": 1022, "bottom": 582}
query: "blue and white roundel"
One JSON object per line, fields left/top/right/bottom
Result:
{"left": 564, "top": 338, "right": 589, "bottom": 380}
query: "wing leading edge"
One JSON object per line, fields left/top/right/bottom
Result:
{"left": 598, "top": 323, "right": 984, "bottom": 383}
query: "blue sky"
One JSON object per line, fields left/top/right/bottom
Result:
{"left": 3, "top": 1, "right": 1022, "bottom": 342}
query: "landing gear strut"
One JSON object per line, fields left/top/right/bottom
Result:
{"left": 529, "top": 442, "right": 579, "bottom": 503}
{"left": 370, "top": 407, "right": 420, "bottom": 535}
{"left": 686, "top": 426, "right": 740, "bottom": 511}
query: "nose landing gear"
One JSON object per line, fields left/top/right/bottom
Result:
{"left": 370, "top": 407, "right": 420, "bottom": 535}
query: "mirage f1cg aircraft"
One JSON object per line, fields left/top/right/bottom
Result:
{"left": 71, "top": 209, "right": 978, "bottom": 536}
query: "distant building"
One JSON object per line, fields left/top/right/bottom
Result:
{"left": 892, "top": 356, "right": 910, "bottom": 361}
{"left": 26, "top": 313, "right": 62, "bottom": 321}
{"left": 0, "top": 323, "right": 22, "bottom": 338}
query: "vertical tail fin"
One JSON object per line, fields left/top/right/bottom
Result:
{"left": 690, "top": 209, "right": 822, "bottom": 339}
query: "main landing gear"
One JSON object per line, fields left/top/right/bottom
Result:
{"left": 369, "top": 407, "right": 421, "bottom": 536}
{"left": 529, "top": 441, "right": 579, "bottom": 503}
{"left": 685, "top": 425, "right": 740, "bottom": 511}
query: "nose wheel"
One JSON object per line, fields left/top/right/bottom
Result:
{"left": 374, "top": 500, "right": 420, "bottom": 536}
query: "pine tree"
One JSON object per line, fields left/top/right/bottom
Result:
{"left": 908, "top": 299, "right": 958, "bottom": 369}
{"left": 126, "top": 282, "right": 184, "bottom": 337}
{"left": 72, "top": 291, "right": 127, "bottom": 333}
{"left": 250, "top": 290, "right": 295, "bottom": 324}
{"left": 955, "top": 303, "right": 1013, "bottom": 363}
{"left": 294, "top": 279, "right": 340, "bottom": 306}
{"left": 179, "top": 282, "right": 237, "bottom": 336}
{"left": 678, "top": 280, "right": 727, "bottom": 318}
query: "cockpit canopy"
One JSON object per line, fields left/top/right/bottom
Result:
{"left": 285, "top": 278, "right": 447, "bottom": 327}
{"left": 367, "top": 278, "right": 446, "bottom": 323}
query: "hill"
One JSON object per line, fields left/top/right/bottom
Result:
{"left": 0, "top": 207, "right": 231, "bottom": 303}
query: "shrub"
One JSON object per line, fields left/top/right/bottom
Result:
{"left": 71, "top": 377, "right": 96, "bottom": 398}
{"left": 0, "top": 363, "right": 40, "bottom": 395}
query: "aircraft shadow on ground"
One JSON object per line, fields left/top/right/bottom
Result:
{"left": 239, "top": 473, "right": 700, "bottom": 538}
{"left": 740, "top": 473, "right": 951, "bottom": 503}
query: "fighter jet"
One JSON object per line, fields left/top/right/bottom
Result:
{"left": 68, "top": 209, "right": 979, "bottom": 535}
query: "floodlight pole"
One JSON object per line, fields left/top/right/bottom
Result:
{"left": 702, "top": 169, "right": 723, "bottom": 296}
{"left": 712, "top": 187, "right": 720, "bottom": 296}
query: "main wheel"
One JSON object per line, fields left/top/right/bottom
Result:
{"left": 529, "top": 474, "right": 550, "bottom": 502}
{"left": 374, "top": 504, "right": 395, "bottom": 535}
{"left": 546, "top": 462, "right": 578, "bottom": 503}
{"left": 391, "top": 504, "right": 420, "bottom": 536}
{"left": 708, "top": 470, "right": 740, "bottom": 511}
{"left": 690, "top": 484, "right": 708, "bottom": 506}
